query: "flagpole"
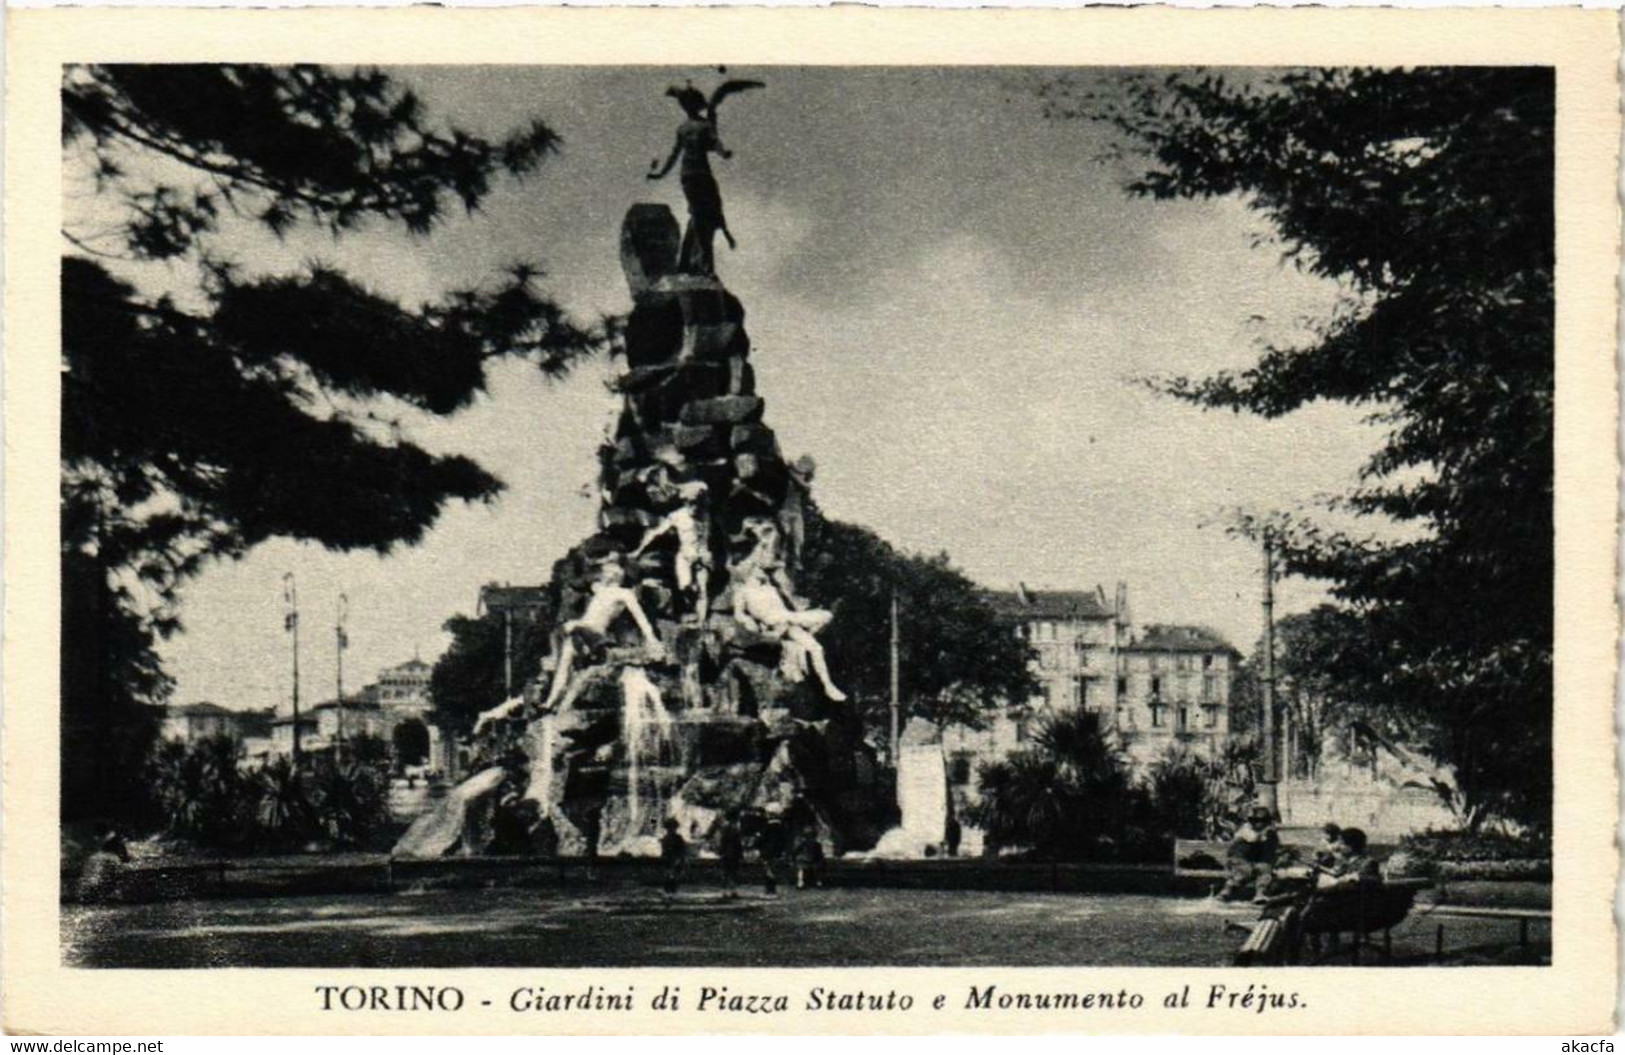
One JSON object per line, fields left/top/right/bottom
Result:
{"left": 336, "top": 593, "right": 348, "bottom": 763}
{"left": 284, "top": 573, "right": 302, "bottom": 768}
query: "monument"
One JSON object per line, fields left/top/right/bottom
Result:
{"left": 396, "top": 79, "right": 891, "bottom": 861}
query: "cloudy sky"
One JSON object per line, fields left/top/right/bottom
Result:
{"left": 71, "top": 66, "right": 1382, "bottom": 713}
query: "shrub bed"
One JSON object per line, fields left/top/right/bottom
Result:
{"left": 1391, "top": 828, "right": 1551, "bottom": 882}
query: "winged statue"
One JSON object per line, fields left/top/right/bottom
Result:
{"left": 648, "top": 76, "right": 765, "bottom": 277}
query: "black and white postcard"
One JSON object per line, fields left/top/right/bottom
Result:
{"left": 2, "top": 4, "right": 1619, "bottom": 1036}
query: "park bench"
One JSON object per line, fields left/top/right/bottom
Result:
{"left": 1232, "top": 878, "right": 1432, "bottom": 965}
{"left": 1424, "top": 904, "right": 1552, "bottom": 958}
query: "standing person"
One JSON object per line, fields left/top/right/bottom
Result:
{"left": 1218, "top": 805, "right": 1280, "bottom": 902}
{"left": 758, "top": 805, "right": 787, "bottom": 895}
{"left": 660, "top": 817, "right": 687, "bottom": 898}
{"left": 793, "top": 824, "right": 825, "bottom": 890}
{"left": 76, "top": 823, "right": 130, "bottom": 904}
{"left": 945, "top": 814, "right": 963, "bottom": 858}
{"left": 631, "top": 479, "right": 713, "bottom": 622}
{"left": 717, "top": 810, "right": 745, "bottom": 899}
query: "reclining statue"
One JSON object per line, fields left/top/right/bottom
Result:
{"left": 541, "top": 553, "right": 665, "bottom": 712}
{"left": 731, "top": 549, "right": 846, "bottom": 702}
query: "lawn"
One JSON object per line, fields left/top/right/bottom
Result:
{"left": 61, "top": 882, "right": 1546, "bottom": 969}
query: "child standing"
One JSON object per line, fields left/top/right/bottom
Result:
{"left": 660, "top": 817, "right": 687, "bottom": 897}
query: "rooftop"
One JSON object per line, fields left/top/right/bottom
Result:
{"left": 169, "top": 701, "right": 232, "bottom": 716}
{"left": 310, "top": 697, "right": 383, "bottom": 713}
{"left": 986, "top": 586, "right": 1115, "bottom": 622}
{"left": 1130, "top": 624, "right": 1240, "bottom": 655}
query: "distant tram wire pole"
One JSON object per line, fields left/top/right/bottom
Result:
{"left": 284, "top": 572, "right": 302, "bottom": 768}
{"left": 336, "top": 593, "right": 348, "bottom": 763}
{"left": 890, "top": 591, "right": 901, "bottom": 770}
{"left": 1259, "top": 529, "right": 1278, "bottom": 815}
{"left": 505, "top": 608, "right": 514, "bottom": 699}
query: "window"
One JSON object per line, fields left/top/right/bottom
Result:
{"left": 1203, "top": 654, "right": 1214, "bottom": 670}
{"left": 1203, "top": 675, "right": 1218, "bottom": 700}
{"left": 1116, "top": 676, "right": 1128, "bottom": 697}
{"left": 949, "top": 752, "right": 974, "bottom": 785}
{"left": 1177, "top": 707, "right": 1189, "bottom": 731}
{"left": 1151, "top": 704, "right": 1165, "bottom": 728}
{"left": 1150, "top": 675, "right": 1162, "bottom": 698}
{"left": 1203, "top": 705, "right": 1220, "bottom": 729}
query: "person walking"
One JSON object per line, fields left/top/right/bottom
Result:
{"left": 717, "top": 810, "right": 745, "bottom": 899}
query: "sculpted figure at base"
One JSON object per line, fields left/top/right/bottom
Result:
{"left": 632, "top": 478, "right": 713, "bottom": 622}
{"left": 648, "top": 78, "right": 764, "bottom": 277}
{"left": 731, "top": 546, "right": 847, "bottom": 703}
{"left": 542, "top": 554, "right": 664, "bottom": 711}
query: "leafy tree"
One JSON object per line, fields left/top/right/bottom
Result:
{"left": 798, "top": 504, "right": 1037, "bottom": 744}
{"left": 61, "top": 65, "right": 606, "bottom": 820}
{"left": 430, "top": 604, "right": 557, "bottom": 737}
{"left": 1055, "top": 68, "right": 1554, "bottom": 828}
{"left": 62, "top": 547, "right": 168, "bottom": 826}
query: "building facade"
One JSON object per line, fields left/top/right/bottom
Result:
{"left": 161, "top": 701, "right": 274, "bottom": 748}
{"left": 942, "top": 584, "right": 1240, "bottom": 810}
{"left": 246, "top": 657, "right": 453, "bottom": 774}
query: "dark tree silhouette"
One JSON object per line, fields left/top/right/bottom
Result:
{"left": 61, "top": 64, "right": 607, "bottom": 822}
{"left": 430, "top": 604, "right": 557, "bottom": 737}
{"left": 797, "top": 504, "right": 1037, "bottom": 744}
{"left": 1048, "top": 67, "right": 1553, "bottom": 828}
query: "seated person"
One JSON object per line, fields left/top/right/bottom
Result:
{"left": 1314, "top": 822, "right": 1343, "bottom": 868}
{"left": 1218, "top": 804, "right": 1280, "bottom": 901}
{"left": 1315, "top": 826, "right": 1383, "bottom": 891}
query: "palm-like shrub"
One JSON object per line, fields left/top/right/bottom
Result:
{"left": 254, "top": 757, "right": 319, "bottom": 850}
{"left": 1143, "top": 738, "right": 1261, "bottom": 844}
{"left": 149, "top": 734, "right": 252, "bottom": 847}
{"left": 966, "top": 710, "right": 1133, "bottom": 860}
{"left": 311, "top": 756, "right": 391, "bottom": 848}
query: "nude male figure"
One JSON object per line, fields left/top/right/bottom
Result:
{"left": 542, "top": 556, "right": 664, "bottom": 711}
{"left": 732, "top": 557, "right": 846, "bottom": 702}
{"left": 631, "top": 479, "right": 712, "bottom": 621}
